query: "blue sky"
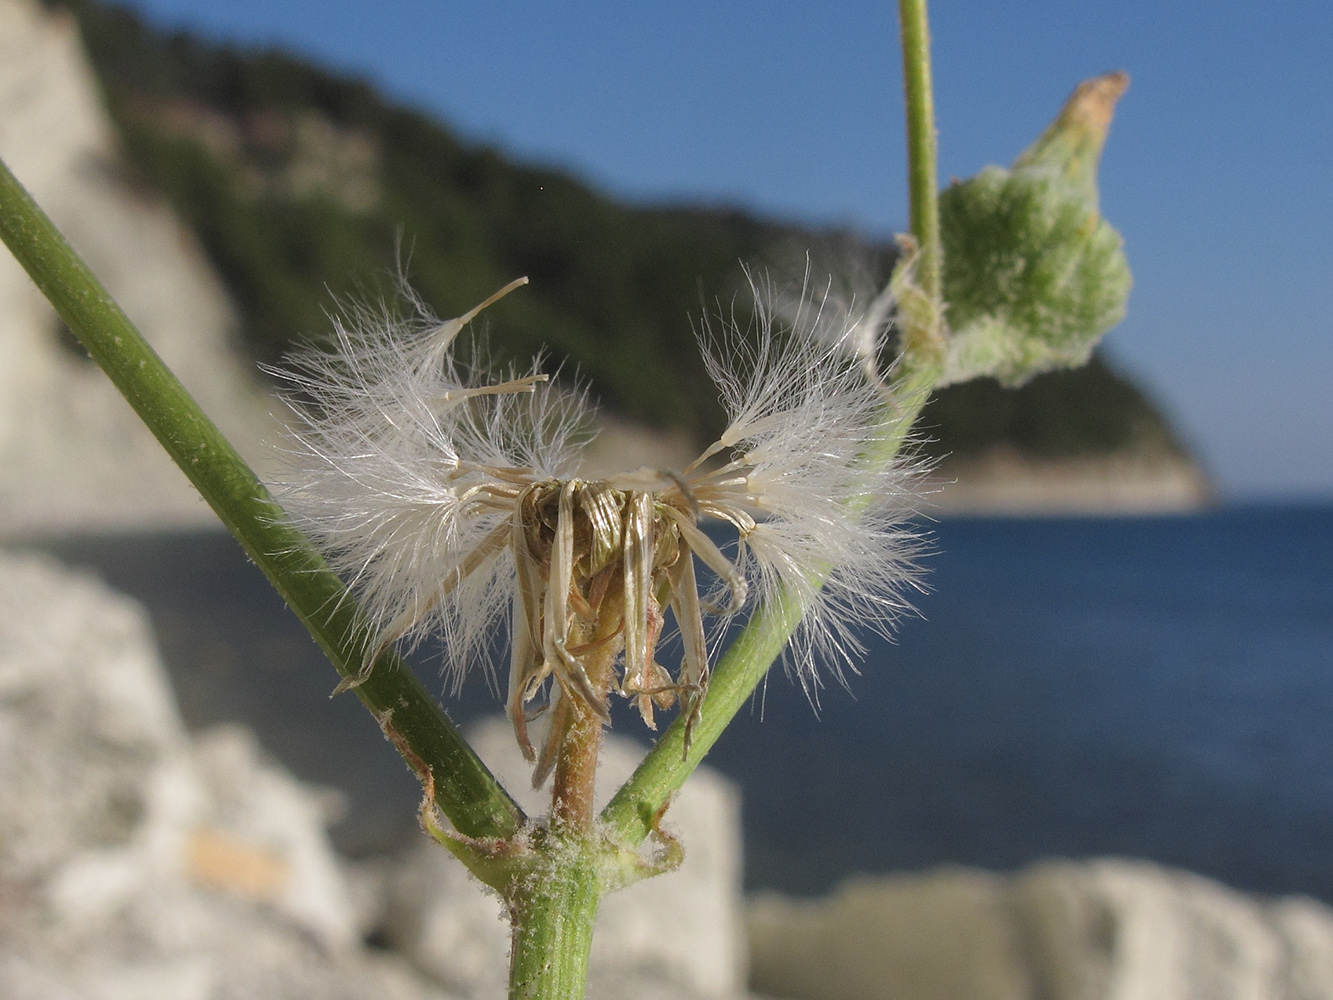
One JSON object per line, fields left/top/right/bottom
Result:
{"left": 115, "top": 0, "right": 1332, "bottom": 498}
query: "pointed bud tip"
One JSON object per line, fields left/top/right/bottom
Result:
{"left": 1065, "top": 71, "right": 1130, "bottom": 139}
{"left": 1014, "top": 71, "right": 1130, "bottom": 189}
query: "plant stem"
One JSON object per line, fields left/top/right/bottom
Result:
{"left": 0, "top": 154, "right": 523, "bottom": 841}
{"left": 507, "top": 840, "right": 601, "bottom": 1000}
{"left": 604, "top": 5, "right": 947, "bottom": 844}
{"left": 898, "top": 0, "right": 942, "bottom": 305}
{"left": 601, "top": 588, "right": 803, "bottom": 844}
{"left": 600, "top": 363, "right": 940, "bottom": 846}
{"left": 550, "top": 609, "right": 621, "bottom": 832}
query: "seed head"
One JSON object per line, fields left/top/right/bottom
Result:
{"left": 271, "top": 270, "right": 927, "bottom": 760}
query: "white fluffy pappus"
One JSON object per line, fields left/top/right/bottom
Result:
{"left": 270, "top": 270, "right": 928, "bottom": 756}
{"left": 689, "top": 275, "right": 929, "bottom": 700}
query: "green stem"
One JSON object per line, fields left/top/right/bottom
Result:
{"left": 508, "top": 839, "right": 602, "bottom": 1000}
{"left": 0, "top": 154, "right": 523, "bottom": 841}
{"left": 601, "top": 368, "right": 940, "bottom": 846}
{"left": 602, "top": 4, "right": 947, "bottom": 848}
{"left": 601, "top": 590, "right": 803, "bottom": 844}
{"left": 898, "top": 0, "right": 942, "bottom": 304}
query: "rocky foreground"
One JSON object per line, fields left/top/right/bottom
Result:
{"left": 0, "top": 547, "right": 753, "bottom": 1000}
{"left": 3, "top": 548, "right": 1333, "bottom": 1000}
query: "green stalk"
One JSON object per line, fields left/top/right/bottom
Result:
{"left": 507, "top": 839, "right": 602, "bottom": 1000}
{"left": 4, "top": 0, "right": 953, "bottom": 984}
{"left": 897, "top": 0, "right": 942, "bottom": 304}
{"left": 0, "top": 155, "right": 523, "bottom": 841}
{"left": 601, "top": 375, "right": 937, "bottom": 845}
{"left": 604, "top": 4, "right": 948, "bottom": 846}
{"left": 601, "top": 589, "right": 804, "bottom": 844}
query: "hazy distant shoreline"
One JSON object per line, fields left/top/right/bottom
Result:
{"left": 578, "top": 413, "right": 1213, "bottom": 519}
{"left": 926, "top": 447, "right": 1212, "bottom": 516}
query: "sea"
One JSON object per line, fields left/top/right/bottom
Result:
{"left": 29, "top": 502, "right": 1333, "bottom": 902}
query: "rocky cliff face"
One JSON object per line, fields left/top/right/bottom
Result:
{"left": 0, "top": 0, "right": 275, "bottom": 537}
{"left": 1, "top": 0, "right": 1209, "bottom": 527}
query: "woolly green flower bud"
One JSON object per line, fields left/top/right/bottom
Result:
{"left": 938, "top": 72, "right": 1132, "bottom": 387}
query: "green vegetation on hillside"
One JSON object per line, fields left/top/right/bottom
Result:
{"left": 919, "top": 354, "right": 1178, "bottom": 457}
{"left": 46, "top": 0, "right": 1186, "bottom": 460}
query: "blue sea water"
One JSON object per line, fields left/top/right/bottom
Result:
{"left": 31, "top": 502, "right": 1333, "bottom": 901}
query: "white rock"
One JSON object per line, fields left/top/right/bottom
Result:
{"left": 1271, "top": 897, "right": 1333, "bottom": 999}
{"left": 380, "top": 715, "right": 750, "bottom": 999}
{"left": 187, "top": 725, "right": 359, "bottom": 950}
{"left": 928, "top": 448, "right": 1212, "bottom": 516}
{"left": 748, "top": 867, "right": 1032, "bottom": 1000}
{"left": 381, "top": 838, "right": 511, "bottom": 999}
{"left": 0, "top": 548, "right": 189, "bottom": 879}
{"left": 1016, "top": 858, "right": 1333, "bottom": 1000}
{"left": 0, "top": 549, "right": 459, "bottom": 1000}
{"left": 0, "top": 0, "right": 278, "bottom": 536}
{"left": 748, "top": 858, "right": 1333, "bottom": 1000}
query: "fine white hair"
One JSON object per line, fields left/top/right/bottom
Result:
{"left": 270, "top": 266, "right": 927, "bottom": 710}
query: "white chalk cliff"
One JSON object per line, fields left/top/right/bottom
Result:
{"left": 0, "top": 0, "right": 276, "bottom": 537}
{"left": 0, "top": 0, "right": 1209, "bottom": 529}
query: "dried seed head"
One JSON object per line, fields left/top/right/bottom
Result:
{"left": 271, "top": 269, "right": 928, "bottom": 759}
